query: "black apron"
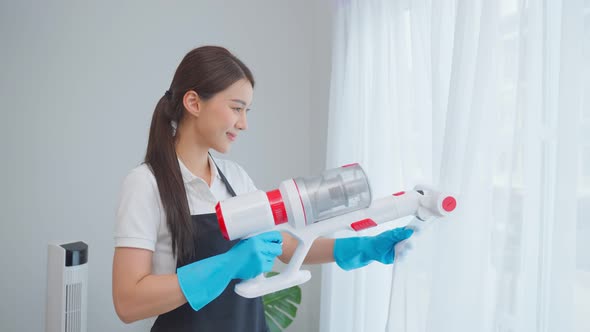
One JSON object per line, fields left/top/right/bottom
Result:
{"left": 151, "top": 162, "right": 269, "bottom": 332}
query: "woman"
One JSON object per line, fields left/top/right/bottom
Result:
{"left": 112, "top": 45, "right": 413, "bottom": 331}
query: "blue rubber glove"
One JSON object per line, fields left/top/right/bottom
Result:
{"left": 177, "top": 231, "right": 283, "bottom": 311}
{"left": 225, "top": 231, "right": 284, "bottom": 279}
{"left": 333, "top": 227, "right": 414, "bottom": 271}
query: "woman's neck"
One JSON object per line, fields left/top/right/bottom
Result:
{"left": 175, "top": 138, "right": 211, "bottom": 185}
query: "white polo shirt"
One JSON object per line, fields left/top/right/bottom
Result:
{"left": 114, "top": 155, "right": 257, "bottom": 275}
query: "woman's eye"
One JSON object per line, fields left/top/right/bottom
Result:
{"left": 232, "top": 107, "right": 243, "bottom": 112}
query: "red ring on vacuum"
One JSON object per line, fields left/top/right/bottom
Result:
{"left": 215, "top": 202, "right": 230, "bottom": 240}
{"left": 292, "top": 179, "right": 308, "bottom": 224}
{"left": 266, "top": 189, "right": 288, "bottom": 225}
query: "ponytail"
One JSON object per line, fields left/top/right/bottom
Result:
{"left": 145, "top": 95, "right": 195, "bottom": 266}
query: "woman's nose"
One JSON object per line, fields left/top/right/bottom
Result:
{"left": 236, "top": 111, "right": 248, "bottom": 130}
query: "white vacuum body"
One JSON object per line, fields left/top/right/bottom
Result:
{"left": 215, "top": 164, "right": 458, "bottom": 298}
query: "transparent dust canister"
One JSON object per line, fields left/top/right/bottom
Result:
{"left": 293, "top": 163, "right": 372, "bottom": 223}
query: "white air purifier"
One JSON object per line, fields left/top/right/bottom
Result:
{"left": 46, "top": 241, "right": 88, "bottom": 332}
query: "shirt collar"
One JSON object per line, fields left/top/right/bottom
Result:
{"left": 177, "top": 154, "right": 221, "bottom": 185}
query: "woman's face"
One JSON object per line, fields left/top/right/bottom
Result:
{"left": 191, "top": 79, "right": 253, "bottom": 153}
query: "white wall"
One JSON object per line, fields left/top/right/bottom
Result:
{"left": 0, "top": 1, "right": 332, "bottom": 331}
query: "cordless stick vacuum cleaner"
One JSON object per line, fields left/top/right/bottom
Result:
{"left": 215, "top": 163, "right": 457, "bottom": 298}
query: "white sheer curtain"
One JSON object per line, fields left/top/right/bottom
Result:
{"left": 320, "top": 0, "right": 589, "bottom": 331}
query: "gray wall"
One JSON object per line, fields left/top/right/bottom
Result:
{"left": 0, "top": 1, "right": 332, "bottom": 331}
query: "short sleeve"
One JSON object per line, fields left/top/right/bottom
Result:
{"left": 114, "top": 165, "right": 162, "bottom": 251}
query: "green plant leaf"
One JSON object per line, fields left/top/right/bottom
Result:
{"left": 265, "top": 313, "right": 283, "bottom": 332}
{"left": 265, "top": 305, "right": 293, "bottom": 328}
{"left": 263, "top": 272, "right": 302, "bottom": 332}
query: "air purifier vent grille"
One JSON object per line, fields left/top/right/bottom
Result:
{"left": 65, "top": 282, "right": 82, "bottom": 332}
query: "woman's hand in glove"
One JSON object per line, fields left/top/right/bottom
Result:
{"left": 333, "top": 227, "right": 414, "bottom": 271}
{"left": 176, "top": 231, "right": 283, "bottom": 311}
{"left": 226, "top": 231, "right": 283, "bottom": 279}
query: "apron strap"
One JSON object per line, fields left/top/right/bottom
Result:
{"left": 209, "top": 152, "right": 237, "bottom": 197}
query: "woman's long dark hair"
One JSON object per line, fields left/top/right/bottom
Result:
{"left": 144, "top": 46, "right": 254, "bottom": 266}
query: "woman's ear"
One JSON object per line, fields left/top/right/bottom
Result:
{"left": 183, "top": 90, "right": 202, "bottom": 117}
